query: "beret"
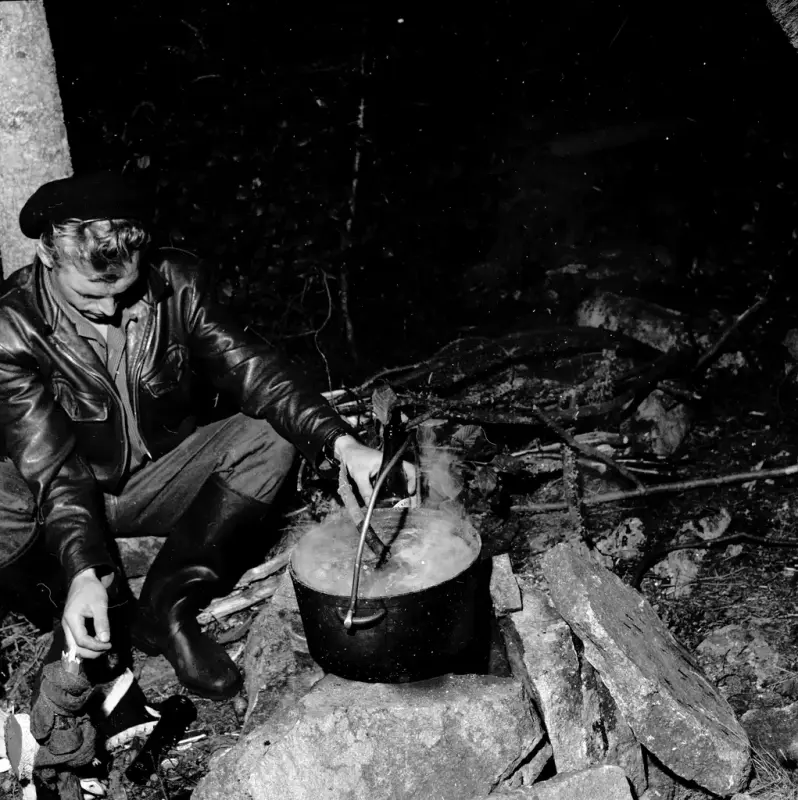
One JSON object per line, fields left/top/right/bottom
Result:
{"left": 19, "top": 171, "right": 153, "bottom": 239}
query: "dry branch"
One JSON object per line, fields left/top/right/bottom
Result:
{"left": 529, "top": 403, "right": 643, "bottom": 488}
{"left": 197, "top": 573, "right": 281, "bottom": 626}
{"left": 693, "top": 295, "right": 767, "bottom": 374}
{"left": 358, "top": 327, "right": 633, "bottom": 392}
{"left": 233, "top": 550, "right": 291, "bottom": 590}
{"left": 512, "top": 463, "right": 798, "bottom": 514}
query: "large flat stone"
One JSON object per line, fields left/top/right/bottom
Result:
{"left": 542, "top": 543, "right": 750, "bottom": 796}
{"left": 500, "top": 577, "right": 645, "bottom": 795}
{"left": 241, "top": 571, "right": 324, "bottom": 734}
{"left": 193, "top": 673, "right": 544, "bottom": 800}
{"left": 485, "top": 765, "right": 633, "bottom": 800}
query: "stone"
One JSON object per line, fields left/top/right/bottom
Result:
{"left": 627, "top": 389, "right": 692, "bottom": 457}
{"left": 489, "top": 764, "right": 633, "bottom": 799}
{"left": 241, "top": 571, "right": 324, "bottom": 734}
{"left": 697, "top": 624, "right": 784, "bottom": 699}
{"left": 741, "top": 702, "right": 798, "bottom": 765}
{"left": 500, "top": 577, "right": 645, "bottom": 795}
{"left": 542, "top": 543, "right": 751, "bottom": 796}
{"left": 490, "top": 553, "right": 522, "bottom": 615}
{"left": 575, "top": 291, "right": 708, "bottom": 354}
{"left": 500, "top": 741, "right": 553, "bottom": 790}
{"left": 640, "top": 751, "right": 679, "bottom": 800}
{"left": 193, "top": 673, "right": 544, "bottom": 800}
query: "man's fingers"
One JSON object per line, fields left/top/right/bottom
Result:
{"left": 64, "top": 624, "right": 103, "bottom": 660}
{"left": 63, "top": 611, "right": 111, "bottom": 657}
{"left": 92, "top": 604, "right": 111, "bottom": 644}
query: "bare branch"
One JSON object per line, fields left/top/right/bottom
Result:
{"left": 512, "top": 463, "right": 798, "bottom": 514}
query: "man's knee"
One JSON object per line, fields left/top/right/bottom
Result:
{"left": 216, "top": 417, "right": 297, "bottom": 503}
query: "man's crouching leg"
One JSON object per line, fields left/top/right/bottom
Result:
{"left": 131, "top": 422, "right": 296, "bottom": 699}
{"left": 131, "top": 477, "right": 267, "bottom": 698}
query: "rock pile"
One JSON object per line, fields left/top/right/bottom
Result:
{"left": 193, "top": 544, "right": 751, "bottom": 800}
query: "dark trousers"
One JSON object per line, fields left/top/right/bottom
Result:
{"left": 0, "top": 413, "right": 296, "bottom": 628}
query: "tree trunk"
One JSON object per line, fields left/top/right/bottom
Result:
{"left": 0, "top": 0, "right": 71, "bottom": 279}
{"left": 767, "top": 0, "right": 798, "bottom": 50}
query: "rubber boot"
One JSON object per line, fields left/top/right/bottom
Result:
{"left": 131, "top": 475, "right": 269, "bottom": 699}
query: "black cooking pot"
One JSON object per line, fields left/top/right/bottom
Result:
{"left": 289, "top": 508, "right": 484, "bottom": 683}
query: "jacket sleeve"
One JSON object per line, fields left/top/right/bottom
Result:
{"left": 0, "top": 337, "right": 114, "bottom": 586}
{"left": 179, "top": 263, "right": 355, "bottom": 465}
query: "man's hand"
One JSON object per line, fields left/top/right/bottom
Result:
{"left": 334, "top": 434, "right": 416, "bottom": 505}
{"left": 62, "top": 568, "right": 114, "bottom": 659}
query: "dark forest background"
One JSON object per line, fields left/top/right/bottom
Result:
{"left": 42, "top": 0, "right": 798, "bottom": 385}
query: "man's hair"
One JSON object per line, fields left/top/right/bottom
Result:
{"left": 36, "top": 218, "right": 151, "bottom": 275}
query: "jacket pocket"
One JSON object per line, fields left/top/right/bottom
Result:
{"left": 141, "top": 343, "right": 189, "bottom": 399}
{"left": 51, "top": 380, "right": 110, "bottom": 422}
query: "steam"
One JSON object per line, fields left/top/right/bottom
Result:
{"left": 417, "top": 421, "right": 465, "bottom": 518}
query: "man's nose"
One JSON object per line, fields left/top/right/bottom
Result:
{"left": 97, "top": 297, "right": 116, "bottom": 316}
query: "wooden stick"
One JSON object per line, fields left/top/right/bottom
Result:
{"left": 512, "top": 431, "right": 627, "bottom": 456}
{"left": 197, "top": 574, "right": 281, "bottom": 626}
{"left": 693, "top": 295, "right": 767, "bottom": 374}
{"left": 529, "top": 404, "right": 644, "bottom": 488}
{"left": 233, "top": 551, "right": 291, "bottom": 590}
{"left": 512, "top": 463, "right": 798, "bottom": 513}
{"left": 406, "top": 390, "right": 636, "bottom": 428}
{"left": 337, "top": 461, "right": 390, "bottom": 560}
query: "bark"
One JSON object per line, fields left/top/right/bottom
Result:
{"left": 0, "top": 1, "right": 72, "bottom": 279}
{"left": 767, "top": 0, "right": 798, "bottom": 50}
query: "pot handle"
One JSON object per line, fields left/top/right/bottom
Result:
{"left": 336, "top": 605, "right": 387, "bottom": 628}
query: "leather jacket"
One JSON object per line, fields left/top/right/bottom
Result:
{"left": 0, "top": 249, "right": 348, "bottom": 583}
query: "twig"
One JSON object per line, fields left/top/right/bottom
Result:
{"left": 512, "top": 431, "right": 626, "bottom": 456}
{"left": 314, "top": 269, "right": 334, "bottom": 394}
{"left": 337, "top": 461, "right": 390, "bottom": 560}
{"left": 233, "top": 551, "right": 292, "bottom": 590}
{"left": 512, "top": 463, "right": 798, "bottom": 513}
{"left": 404, "top": 348, "right": 680, "bottom": 428}
{"left": 561, "top": 416, "right": 588, "bottom": 545}
{"left": 197, "top": 574, "right": 281, "bottom": 626}
{"left": 530, "top": 404, "right": 643, "bottom": 488}
{"left": 356, "top": 327, "right": 628, "bottom": 393}
{"left": 404, "top": 390, "right": 637, "bottom": 427}
{"left": 693, "top": 295, "right": 767, "bottom": 374}
{"left": 356, "top": 360, "right": 430, "bottom": 392}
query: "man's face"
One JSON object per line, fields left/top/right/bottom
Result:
{"left": 51, "top": 252, "right": 141, "bottom": 324}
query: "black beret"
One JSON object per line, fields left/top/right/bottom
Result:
{"left": 19, "top": 171, "right": 153, "bottom": 239}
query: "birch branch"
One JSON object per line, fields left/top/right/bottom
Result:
{"left": 512, "top": 463, "right": 798, "bottom": 514}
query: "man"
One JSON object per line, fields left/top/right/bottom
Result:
{"left": 0, "top": 171, "right": 410, "bottom": 699}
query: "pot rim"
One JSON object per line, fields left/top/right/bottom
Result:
{"left": 289, "top": 507, "right": 483, "bottom": 602}
{"left": 288, "top": 553, "right": 482, "bottom": 605}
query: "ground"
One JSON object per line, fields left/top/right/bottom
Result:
{"left": 5, "top": 352, "right": 798, "bottom": 798}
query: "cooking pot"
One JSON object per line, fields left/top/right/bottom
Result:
{"left": 289, "top": 507, "right": 484, "bottom": 683}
